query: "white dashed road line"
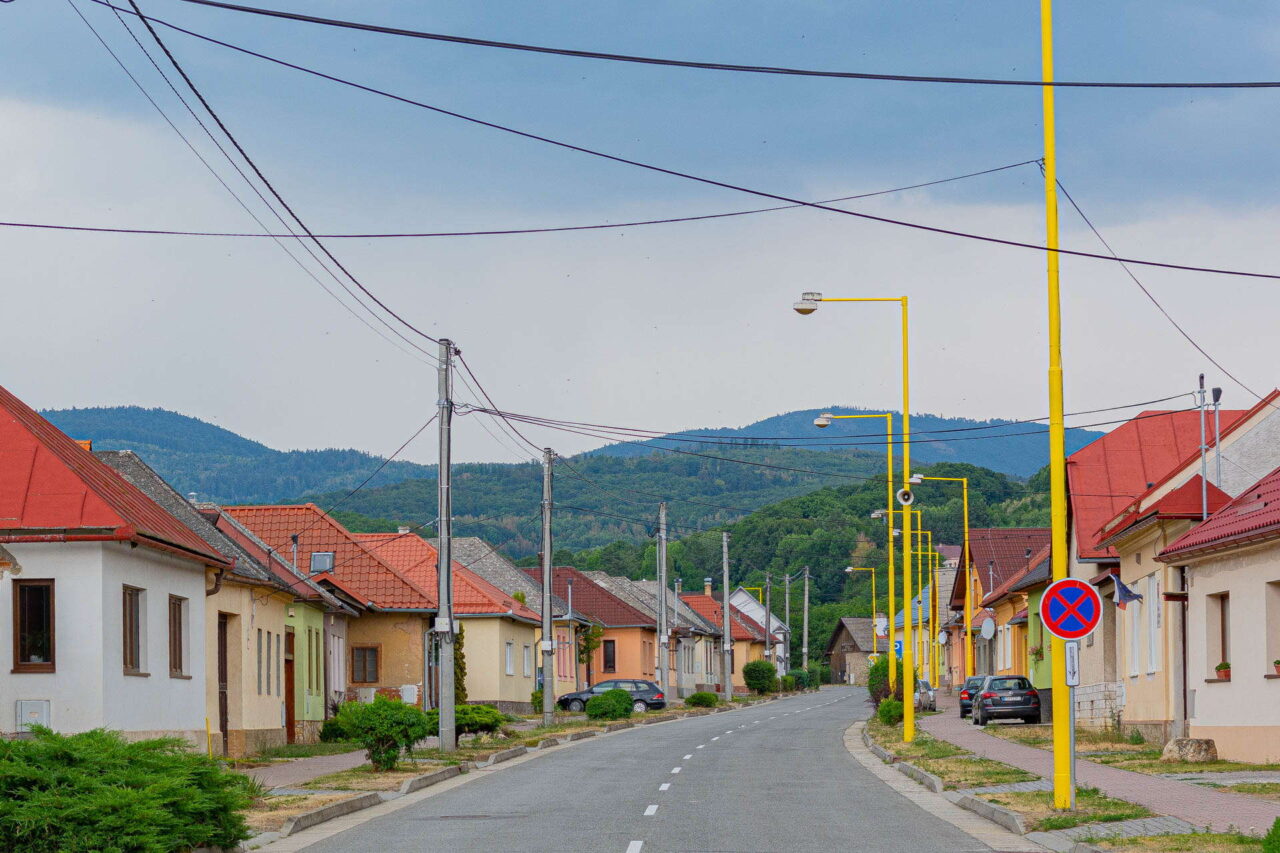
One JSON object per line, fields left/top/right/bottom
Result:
{"left": 696, "top": 744, "right": 705, "bottom": 749}
{"left": 671, "top": 767, "right": 682, "bottom": 774}
{"left": 626, "top": 841, "right": 644, "bottom": 853}
{"left": 683, "top": 754, "right": 692, "bottom": 760}
{"left": 644, "top": 805, "right": 658, "bottom": 816}
{"left": 711, "top": 736, "right": 719, "bottom": 741}
{"left": 659, "top": 782, "right": 670, "bottom": 791}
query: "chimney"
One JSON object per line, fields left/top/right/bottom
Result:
{"left": 704, "top": 577, "right": 713, "bottom": 596}
{"left": 75, "top": 439, "right": 92, "bottom": 451}
{"left": 398, "top": 526, "right": 411, "bottom": 535}
{"left": 187, "top": 492, "right": 198, "bottom": 503}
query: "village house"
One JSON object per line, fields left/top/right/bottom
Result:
{"left": 681, "top": 585, "right": 767, "bottom": 693}
{"left": 537, "top": 566, "right": 657, "bottom": 685}
{"left": 0, "top": 386, "right": 220, "bottom": 745}
{"left": 729, "top": 586, "right": 789, "bottom": 674}
{"left": 824, "top": 617, "right": 876, "bottom": 685}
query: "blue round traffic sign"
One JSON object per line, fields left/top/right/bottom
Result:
{"left": 1040, "top": 578, "right": 1102, "bottom": 641}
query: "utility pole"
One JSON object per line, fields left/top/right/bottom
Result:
{"left": 784, "top": 573, "right": 792, "bottom": 671}
{"left": 540, "top": 448, "right": 556, "bottom": 727}
{"left": 435, "top": 339, "right": 456, "bottom": 752}
{"left": 656, "top": 502, "right": 668, "bottom": 697}
{"left": 721, "top": 533, "right": 732, "bottom": 702}
{"left": 764, "top": 572, "right": 773, "bottom": 668}
{"left": 674, "top": 577, "right": 683, "bottom": 699}
{"left": 802, "top": 566, "right": 811, "bottom": 673}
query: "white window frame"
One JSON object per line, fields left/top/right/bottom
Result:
{"left": 1128, "top": 596, "right": 1141, "bottom": 677}
{"left": 505, "top": 641, "right": 515, "bottom": 676}
{"left": 523, "top": 644, "right": 532, "bottom": 678}
{"left": 1146, "top": 574, "right": 1161, "bottom": 674}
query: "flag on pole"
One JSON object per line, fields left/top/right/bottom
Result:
{"left": 1113, "top": 577, "right": 1143, "bottom": 610}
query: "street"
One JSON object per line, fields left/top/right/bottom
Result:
{"left": 300, "top": 687, "right": 986, "bottom": 853}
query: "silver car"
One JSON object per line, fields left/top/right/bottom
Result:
{"left": 913, "top": 679, "right": 937, "bottom": 712}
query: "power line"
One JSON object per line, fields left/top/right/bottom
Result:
{"left": 93, "top": 2, "right": 1280, "bottom": 283}
{"left": 0, "top": 159, "right": 1039, "bottom": 239}
{"left": 119, "top": 0, "right": 442, "bottom": 348}
{"left": 170, "top": 0, "right": 1280, "bottom": 90}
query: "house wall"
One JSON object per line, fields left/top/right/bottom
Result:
{"left": 548, "top": 620, "right": 585, "bottom": 697}
{"left": 345, "top": 612, "right": 429, "bottom": 704}
{"left": 990, "top": 596, "right": 1027, "bottom": 677}
{"left": 324, "top": 611, "right": 349, "bottom": 711}
{"left": 588, "top": 626, "right": 655, "bottom": 685}
{"left": 288, "top": 602, "right": 327, "bottom": 741}
{"left": 1025, "top": 588, "right": 1051, "bottom": 689}
{"left": 1068, "top": 527, "right": 1123, "bottom": 727}
{"left": 204, "top": 579, "right": 290, "bottom": 757}
{"left": 1182, "top": 540, "right": 1280, "bottom": 763}
{"left": 460, "top": 616, "right": 538, "bottom": 713}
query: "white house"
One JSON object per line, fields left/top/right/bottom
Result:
{"left": 0, "top": 385, "right": 223, "bottom": 745}
{"left": 729, "top": 587, "right": 789, "bottom": 674}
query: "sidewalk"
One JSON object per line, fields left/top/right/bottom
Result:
{"left": 919, "top": 698, "right": 1280, "bottom": 834}
{"left": 245, "top": 750, "right": 367, "bottom": 789}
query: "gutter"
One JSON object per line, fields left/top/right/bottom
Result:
{"left": 206, "top": 557, "right": 233, "bottom": 596}
{"left": 1157, "top": 521, "right": 1280, "bottom": 563}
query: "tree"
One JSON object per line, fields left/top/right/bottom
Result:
{"left": 454, "top": 623, "right": 467, "bottom": 705}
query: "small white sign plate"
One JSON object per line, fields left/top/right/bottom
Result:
{"left": 1065, "top": 640, "right": 1080, "bottom": 687}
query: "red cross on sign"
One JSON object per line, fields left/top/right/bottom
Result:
{"left": 1040, "top": 578, "right": 1102, "bottom": 641}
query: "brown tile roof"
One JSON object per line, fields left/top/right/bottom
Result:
{"left": 824, "top": 617, "right": 876, "bottom": 656}
{"left": 963, "top": 527, "right": 1052, "bottom": 599}
{"left": 528, "top": 567, "right": 654, "bottom": 628}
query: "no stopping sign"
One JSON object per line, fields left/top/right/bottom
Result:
{"left": 1040, "top": 578, "right": 1102, "bottom": 641}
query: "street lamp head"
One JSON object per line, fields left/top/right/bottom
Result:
{"left": 844, "top": 566, "right": 855, "bottom": 574}
{"left": 908, "top": 474, "right": 923, "bottom": 485}
{"left": 870, "top": 509, "right": 886, "bottom": 520}
{"left": 814, "top": 413, "right": 832, "bottom": 428}
{"left": 792, "top": 292, "right": 823, "bottom": 315}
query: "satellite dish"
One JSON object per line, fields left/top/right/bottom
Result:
{"left": 0, "top": 544, "right": 21, "bottom": 576}
{"left": 979, "top": 618, "right": 996, "bottom": 640}
{"left": 937, "top": 631, "right": 948, "bottom": 645}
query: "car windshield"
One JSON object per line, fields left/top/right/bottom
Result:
{"left": 917, "top": 681, "right": 931, "bottom": 690}
{"left": 964, "top": 678, "right": 984, "bottom": 689}
{"left": 989, "top": 677, "right": 1031, "bottom": 691}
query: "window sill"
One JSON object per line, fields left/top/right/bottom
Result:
{"left": 1203, "top": 677, "right": 1230, "bottom": 683}
{"left": 170, "top": 673, "right": 192, "bottom": 680}
{"left": 11, "top": 665, "right": 55, "bottom": 674}
{"left": 123, "top": 669, "right": 151, "bottom": 678}
{"left": 1264, "top": 674, "right": 1280, "bottom": 680}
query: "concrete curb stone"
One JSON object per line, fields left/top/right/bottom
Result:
{"left": 535, "top": 738, "right": 559, "bottom": 749}
{"left": 945, "top": 791, "right": 1028, "bottom": 835}
{"left": 280, "top": 792, "right": 382, "bottom": 837}
{"left": 896, "top": 760, "right": 945, "bottom": 793}
{"left": 482, "top": 746, "right": 527, "bottom": 766}
{"left": 565, "top": 731, "right": 596, "bottom": 741}
{"left": 603, "top": 722, "right": 634, "bottom": 732}
{"left": 398, "top": 765, "right": 462, "bottom": 795}
{"left": 861, "top": 727, "right": 897, "bottom": 764}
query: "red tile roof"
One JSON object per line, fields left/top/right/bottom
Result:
{"left": 960, "top": 528, "right": 1051, "bottom": 605}
{"left": 225, "top": 504, "right": 434, "bottom": 610}
{"left": 1068, "top": 409, "right": 1248, "bottom": 561}
{"left": 0, "top": 384, "right": 228, "bottom": 566}
{"left": 681, "top": 594, "right": 761, "bottom": 642}
{"left": 1098, "top": 475, "right": 1232, "bottom": 547}
{"left": 981, "top": 543, "right": 1049, "bottom": 606}
{"left": 1159, "top": 464, "right": 1280, "bottom": 561}
{"left": 531, "top": 567, "right": 654, "bottom": 628}
{"left": 356, "top": 533, "right": 539, "bottom": 621}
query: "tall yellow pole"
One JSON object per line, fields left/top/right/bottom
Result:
{"left": 963, "top": 481, "right": 973, "bottom": 680}
{"left": 885, "top": 414, "right": 896, "bottom": 690}
{"left": 1041, "top": 0, "right": 1073, "bottom": 811}
{"left": 899, "top": 297, "right": 915, "bottom": 741}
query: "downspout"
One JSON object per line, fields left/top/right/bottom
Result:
{"left": 207, "top": 556, "right": 234, "bottom": 597}
{"left": 1178, "top": 565, "right": 1189, "bottom": 739}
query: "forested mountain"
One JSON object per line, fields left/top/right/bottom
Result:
{"left": 596, "top": 407, "right": 1101, "bottom": 478}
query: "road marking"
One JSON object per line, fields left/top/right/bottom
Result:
{"left": 659, "top": 782, "right": 670, "bottom": 791}
{"left": 644, "top": 805, "right": 658, "bottom": 816}
{"left": 696, "top": 744, "right": 705, "bottom": 749}
{"left": 671, "top": 767, "right": 682, "bottom": 774}
{"left": 711, "top": 736, "right": 719, "bottom": 741}
{"left": 626, "top": 842, "right": 644, "bottom": 853}
{"left": 725, "top": 730, "right": 733, "bottom": 734}
{"left": 683, "top": 754, "right": 692, "bottom": 760}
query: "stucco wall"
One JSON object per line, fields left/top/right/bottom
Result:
{"left": 460, "top": 616, "right": 537, "bottom": 709}
{"left": 590, "top": 626, "right": 655, "bottom": 684}
{"left": 288, "top": 602, "right": 327, "bottom": 727}
{"left": 345, "top": 612, "right": 429, "bottom": 703}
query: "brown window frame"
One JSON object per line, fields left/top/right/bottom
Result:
{"left": 602, "top": 639, "right": 617, "bottom": 673}
{"left": 12, "top": 579, "right": 55, "bottom": 673}
{"left": 123, "top": 586, "right": 146, "bottom": 675}
{"left": 351, "top": 645, "right": 380, "bottom": 684}
{"left": 168, "top": 595, "right": 187, "bottom": 678}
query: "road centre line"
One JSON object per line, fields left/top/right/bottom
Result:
{"left": 696, "top": 744, "right": 704, "bottom": 749}
{"left": 626, "top": 842, "right": 644, "bottom": 853}
{"left": 659, "top": 782, "right": 670, "bottom": 791}
{"left": 711, "top": 736, "right": 719, "bottom": 740}
{"left": 671, "top": 767, "right": 682, "bottom": 774}
{"left": 683, "top": 754, "right": 692, "bottom": 760}
{"left": 644, "top": 805, "right": 658, "bottom": 816}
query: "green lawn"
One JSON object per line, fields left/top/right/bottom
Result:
{"left": 252, "top": 741, "right": 362, "bottom": 760}
{"left": 979, "top": 786, "right": 1152, "bottom": 832}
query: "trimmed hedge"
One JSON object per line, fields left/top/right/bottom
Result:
{"left": 0, "top": 726, "right": 253, "bottom": 852}
{"left": 685, "top": 691, "right": 719, "bottom": 708}
{"left": 742, "top": 660, "right": 776, "bottom": 694}
{"left": 781, "top": 675, "right": 796, "bottom": 692}
{"left": 877, "top": 698, "right": 904, "bottom": 726}
{"left": 586, "top": 688, "right": 633, "bottom": 720}
{"left": 425, "top": 704, "right": 505, "bottom": 738}
{"left": 786, "top": 668, "right": 809, "bottom": 689}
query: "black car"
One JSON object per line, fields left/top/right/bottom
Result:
{"left": 971, "top": 675, "right": 1040, "bottom": 725}
{"left": 958, "top": 676, "right": 985, "bottom": 718}
{"left": 557, "top": 679, "right": 666, "bottom": 714}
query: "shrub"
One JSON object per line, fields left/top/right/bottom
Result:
{"left": 530, "top": 688, "right": 543, "bottom": 711}
{"left": 742, "top": 660, "right": 777, "bottom": 694}
{"left": 335, "top": 695, "right": 432, "bottom": 771}
{"left": 424, "top": 704, "right": 505, "bottom": 738}
{"left": 454, "top": 624, "right": 468, "bottom": 704}
{"left": 786, "top": 668, "right": 809, "bottom": 689}
{"left": 806, "top": 667, "right": 825, "bottom": 688}
{"left": 318, "top": 717, "right": 348, "bottom": 743}
{"left": 586, "top": 688, "right": 633, "bottom": 720}
{"left": 781, "top": 675, "right": 796, "bottom": 692}
{"left": 1126, "top": 729, "right": 1145, "bottom": 745}
{"left": 866, "top": 655, "right": 905, "bottom": 707}
{"left": 1265, "top": 817, "right": 1280, "bottom": 853}
{"left": 685, "top": 691, "right": 719, "bottom": 708}
{"left": 0, "top": 726, "right": 253, "bottom": 852}
{"left": 877, "top": 698, "right": 904, "bottom": 726}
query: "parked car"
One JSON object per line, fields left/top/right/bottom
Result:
{"left": 971, "top": 675, "right": 1040, "bottom": 726}
{"left": 914, "top": 679, "right": 937, "bottom": 712}
{"left": 556, "top": 679, "right": 666, "bottom": 714}
{"left": 958, "top": 676, "right": 985, "bottom": 718}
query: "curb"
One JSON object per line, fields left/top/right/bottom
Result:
{"left": 641, "top": 714, "right": 676, "bottom": 725}
{"left": 481, "top": 746, "right": 527, "bottom": 766}
{"left": 565, "top": 731, "right": 596, "bottom": 741}
{"left": 398, "top": 764, "right": 463, "bottom": 795}
{"left": 896, "top": 760, "right": 945, "bottom": 794}
{"left": 944, "top": 791, "right": 1028, "bottom": 835}
{"left": 280, "top": 791, "right": 382, "bottom": 837}
{"left": 603, "top": 722, "right": 634, "bottom": 733}
{"left": 861, "top": 727, "right": 897, "bottom": 764}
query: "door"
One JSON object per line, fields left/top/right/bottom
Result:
{"left": 284, "top": 628, "right": 296, "bottom": 744}
{"left": 216, "top": 614, "right": 229, "bottom": 756}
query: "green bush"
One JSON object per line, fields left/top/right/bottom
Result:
{"left": 786, "top": 668, "right": 809, "bottom": 689}
{"left": 866, "top": 656, "right": 905, "bottom": 707}
{"left": 530, "top": 688, "right": 543, "bottom": 711}
{"left": 1264, "top": 817, "right": 1280, "bottom": 853}
{"left": 781, "top": 675, "right": 796, "bottom": 692}
{"left": 586, "top": 688, "right": 633, "bottom": 720}
{"left": 877, "top": 698, "right": 904, "bottom": 726}
{"left": 742, "top": 660, "right": 776, "bottom": 694}
{"left": 334, "top": 695, "right": 431, "bottom": 771}
{"left": 424, "top": 704, "right": 506, "bottom": 738}
{"left": 318, "top": 717, "right": 348, "bottom": 743}
{"left": 1125, "top": 729, "right": 1145, "bottom": 745}
{"left": 806, "top": 666, "right": 825, "bottom": 688}
{"left": 685, "top": 691, "right": 719, "bottom": 708}
{"left": 0, "top": 726, "right": 252, "bottom": 852}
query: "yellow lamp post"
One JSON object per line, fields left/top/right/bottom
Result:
{"left": 914, "top": 475, "right": 973, "bottom": 680}
{"left": 795, "top": 292, "right": 916, "bottom": 740}
{"left": 845, "top": 566, "right": 877, "bottom": 653}
{"left": 816, "top": 411, "right": 895, "bottom": 685}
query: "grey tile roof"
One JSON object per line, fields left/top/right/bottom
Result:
{"left": 825, "top": 617, "right": 876, "bottom": 655}
{"left": 632, "top": 580, "right": 719, "bottom": 635}
{"left": 440, "top": 537, "right": 571, "bottom": 619}
{"left": 94, "top": 451, "right": 286, "bottom": 591}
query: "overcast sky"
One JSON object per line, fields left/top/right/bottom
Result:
{"left": 3, "top": 1, "right": 1278, "bottom": 464}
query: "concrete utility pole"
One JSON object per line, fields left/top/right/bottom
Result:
{"left": 764, "top": 572, "right": 773, "bottom": 666}
{"left": 721, "top": 533, "right": 732, "bottom": 702}
{"left": 802, "top": 566, "right": 810, "bottom": 673}
{"left": 540, "top": 448, "right": 556, "bottom": 727}
{"left": 784, "top": 573, "right": 792, "bottom": 671}
{"left": 656, "top": 502, "right": 668, "bottom": 696}
{"left": 673, "top": 577, "right": 683, "bottom": 698}
{"left": 436, "top": 339, "right": 457, "bottom": 751}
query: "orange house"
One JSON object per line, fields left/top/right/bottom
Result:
{"left": 536, "top": 567, "right": 657, "bottom": 686}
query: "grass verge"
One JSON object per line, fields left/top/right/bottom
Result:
{"left": 243, "top": 793, "right": 357, "bottom": 833}
{"left": 252, "top": 742, "right": 362, "bottom": 760}
{"left": 301, "top": 763, "right": 443, "bottom": 791}
{"left": 1094, "top": 832, "right": 1262, "bottom": 852}
{"left": 978, "top": 786, "right": 1152, "bottom": 832}
{"left": 916, "top": 757, "right": 1039, "bottom": 790}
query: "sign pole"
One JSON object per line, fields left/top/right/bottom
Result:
{"left": 1041, "top": 580, "right": 1099, "bottom": 811}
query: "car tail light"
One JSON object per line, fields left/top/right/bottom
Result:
{"left": 981, "top": 691, "right": 997, "bottom": 700}
{"left": 654, "top": 693, "right": 664, "bottom": 700}
{"left": 1027, "top": 689, "right": 1039, "bottom": 702}
{"left": 960, "top": 690, "right": 970, "bottom": 699}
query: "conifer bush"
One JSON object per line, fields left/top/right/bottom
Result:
{"left": 742, "top": 660, "right": 776, "bottom": 694}
{"left": 877, "top": 698, "right": 904, "bottom": 726}
{"left": 424, "top": 704, "right": 505, "bottom": 738}
{"left": 0, "top": 726, "right": 253, "bottom": 852}
{"left": 334, "top": 695, "right": 431, "bottom": 770}
{"left": 585, "top": 688, "right": 633, "bottom": 720}
{"left": 685, "top": 691, "right": 719, "bottom": 708}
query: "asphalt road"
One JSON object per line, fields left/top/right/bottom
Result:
{"left": 303, "top": 686, "right": 986, "bottom": 853}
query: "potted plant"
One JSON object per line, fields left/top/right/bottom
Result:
{"left": 1215, "top": 661, "right": 1231, "bottom": 680}
{"left": 1273, "top": 659, "right": 1280, "bottom": 675}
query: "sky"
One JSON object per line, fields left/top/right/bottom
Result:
{"left": 3, "top": 1, "right": 1279, "bottom": 464}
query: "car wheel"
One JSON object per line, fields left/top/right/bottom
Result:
{"left": 1023, "top": 716, "right": 1038, "bottom": 725}
{"left": 632, "top": 700, "right": 648, "bottom": 714}
{"left": 568, "top": 699, "right": 584, "bottom": 712}
{"left": 974, "top": 709, "right": 984, "bottom": 726}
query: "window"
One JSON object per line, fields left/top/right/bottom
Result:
{"left": 310, "top": 552, "right": 335, "bottom": 574}
{"left": 123, "top": 586, "right": 145, "bottom": 674}
{"left": 556, "top": 631, "right": 569, "bottom": 678}
{"left": 266, "top": 631, "right": 272, "bottom": 694}
{"left": 602, "top": 639, "right": 617, "bottom": 673}
{"left": 1267, "top": 582, "right": 1280, "bottom": 670}
{"left": 1207, "top": 593, "right": 1230, "bottom": 677}
{"left": 168, "top": 596, "right": 187, "bottom": 677}
{"left": 505, "top": 641, "right": 515, "bottom": 676}
{"left": 307, "top": 629, "right": 314, "bottom": 691}
{"left": 1146, "top": 574, "right": 1161, "bottom": 674}
{"left": 1128, "top": 594, "right": 1142, "bottom": 677}
{"left": 256, "top": 629, "right": 263, "bottom": 694}
{"left": 522, "top": 644, "right": 532, "bottom": 677}
{"left": 352, "top": 646, "right": 379, "bottom": 683}
{"left": 12, "top": 579, "right": 54, "bottom": 672}
{"left": 277, "top": 633, "right": 283, "bottom": 696}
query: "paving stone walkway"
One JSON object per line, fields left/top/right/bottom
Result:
{"left": 244, "top": 750, "right": 367, "bottom": 789}
{"left": 965, "top": 779, "right": 1054, "bottom": 795}
{"left": 920, "top": 700, "right": 1280, "bottom": 835}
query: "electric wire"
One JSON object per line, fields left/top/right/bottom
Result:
{"left": 0, "top": 159, "right": 1040, "bottom": 239}
{"left": 92, "top": 1, "right": 1280, "bottom": 283}
{"left": 170, "top": 0, "right": 1280, "bottom": 90}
